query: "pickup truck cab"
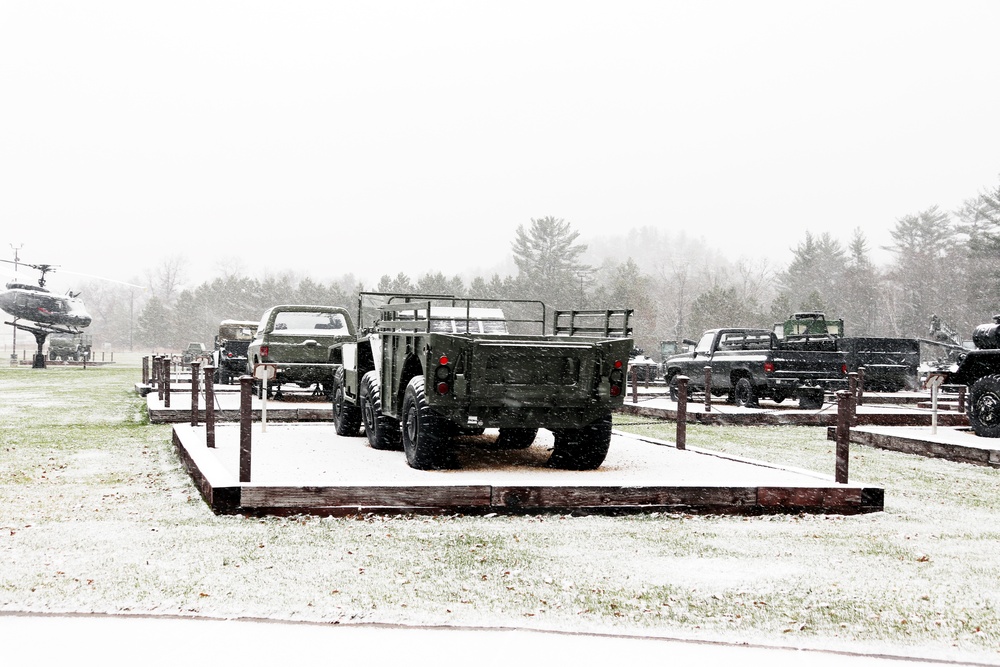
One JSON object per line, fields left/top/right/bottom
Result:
{"left": 663, "top": 327, "right": 848, "bottom": 409}
{"left": 247, "top": 305, "right": 355, "bottom": 398}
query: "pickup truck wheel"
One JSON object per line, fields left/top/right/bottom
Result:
{"left": 968, "top": 375, "right": 1000, "bottom": 437}
{"left": 547, "top": 414, "right": 612, "bottom": 470}
{"left": 332, "top": 369, "right": 362, "bottom": 437}
{"left": 495, "top": 428, "right": 538, "bottom": 449}
{"left": 360, "top": 371, "right": 401, "bottom": 450}
{"left": 798, "top": 389, "right": 824, "bottom": 410}
{"left": 667, "top": 374, "right": 681, "bottom": 402}
{"left": 402, "top": 376, "right": 456, "bottom": 469}
{"left": 732, "top": 377, "right": 759, "bottom": 408}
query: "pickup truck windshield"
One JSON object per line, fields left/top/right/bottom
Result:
{"left": 695, "top": 332, "right": 715, "bottom": 355}
{"left": 272, "top": 311, "right": 348, "bottom": 335}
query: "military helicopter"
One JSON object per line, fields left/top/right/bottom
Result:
{"left": 1, "top": 259, "right": 95, "bottom": 368}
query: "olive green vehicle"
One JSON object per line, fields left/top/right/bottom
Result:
{"left": 47, "top": 333, "right": 92, "bottom": 361}
{"left": 329, "top": 293, "right": 634, "bottom": 471}
{"left": 247, "top": 304, "right": 355, "bottom": 398}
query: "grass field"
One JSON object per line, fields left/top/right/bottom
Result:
{"left": 1, "top": 362, "right": 998, "bottom": 663}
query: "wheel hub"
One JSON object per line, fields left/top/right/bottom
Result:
{"left": 976, "top": 393, "right": 1000, "bottom": 425}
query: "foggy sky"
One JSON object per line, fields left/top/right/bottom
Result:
{"left": 3, "top": 1, "right": 1000, "bottom": 294}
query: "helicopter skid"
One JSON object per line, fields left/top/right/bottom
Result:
{"left": 5, "top": 319, "right": 82, "bottom": 337}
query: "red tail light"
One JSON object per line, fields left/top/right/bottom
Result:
{"left": 764, "top": 361, "right": 775, "bottom": 373}
{"left": 841, "top": 363, "right": 848, "bottom": 375}
{"left": 260, "top": 345, "right": 269, "bottom": 358}
{"left": 435, "top": 357, "right": 451, "bottom": 394}
{"left": 609, "top": 359, "right": 625, "bottom": 396}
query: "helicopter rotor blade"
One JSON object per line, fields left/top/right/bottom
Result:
{"left": 55, "top": 268, "right": 145, "bottom": 290}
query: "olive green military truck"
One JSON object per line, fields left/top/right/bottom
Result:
{"left": 329, "top": 292, "right": 634, "bottom": 471}
{"left": 247, "top": 304, "right": 355, "bottom": 398}
{"left": 47, "top": 333, "right": 92, "bottom": 361}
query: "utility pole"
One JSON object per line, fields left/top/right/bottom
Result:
{"left": 9, "top": 244, "right": 22, "bottom": 366}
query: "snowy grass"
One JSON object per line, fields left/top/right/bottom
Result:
{"left": 1, "top": 366, "right": 999, "bottom": 664}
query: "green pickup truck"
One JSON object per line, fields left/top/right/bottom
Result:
{"left": 329, "top": 292, "right": 634, "bottom": 470}
{"left": 663, "top": 327, "right": 848, "bottom": 408}
{"left": 246, "top": 304, "right": 355, "bottom": 398}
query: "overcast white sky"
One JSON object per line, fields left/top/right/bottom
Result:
{"left": 3, "top": 1, "right": 1000, "bottom": 294}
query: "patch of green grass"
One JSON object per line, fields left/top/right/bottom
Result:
{"left": 2, "top": 367, "right": 1000, "bottom": 662}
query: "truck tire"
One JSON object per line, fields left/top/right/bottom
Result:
{"left": 968, "top": 374, "right": 1000, "bottom": 437}
{"left": 402, "top": 376, "right": 456, "bottom": 470}
{"left": 332, "top": 368, "right": 362, "bottom": 437}
{"left": 798, "top": 388, "right": 824, "bottom": 410}
{"left": 360, "top": 371, "right": 401, "bottom": 450}
{"left": 667, "top": 373, "right": 680, "bottom": 401}
{"left": 547, "top": 413, "right": 612, "bottom": 470}
{"left": 732, "top": 377, "right": 759, "bottom": 408}
{"left": 495, "top": 428, "right": 538, "bottom": 449}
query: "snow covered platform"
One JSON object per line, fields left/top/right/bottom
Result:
{"left": 172, "top": 424, "right": 884, "bottom": 516}
{"left": 829, "top": 425, "right": 1000, "bottom": 468}
{"left": 146, "top": 389, "right": 332, "bottom": 423}
{"left": 619, "top": 396, "right": 970, "bottom": 428}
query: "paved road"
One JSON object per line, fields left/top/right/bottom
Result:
{"left": 2, "top": 613, "right": 994, "bottom": 666}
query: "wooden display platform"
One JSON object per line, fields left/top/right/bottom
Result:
{"left": 172, "top": 424, "right": 884, "bottom": 517}
{"left": 619, "top": 396, "right": 969, "bottom": 428}
{"left": 144, "top": 388, "right": 331, "bottom": 423}
{"left": 829, "top": 425, "right": 1000, "bottom": 468}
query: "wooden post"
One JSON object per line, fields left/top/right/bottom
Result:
{"left": 676, "top": 375, "right": 688, "bottom": 450}
{"left": 240, "top": 375, "right": 253, "bottom": 483}
{"left": 153, "top": 357, "right": 162, "bottom": 401}
{"left": 205, "top": 365, "right": 216, "bottom": 449}
{"left": 856, "top": 367, "right": 865, "bottom": 406}
{"left": 190, "top": 361, "right": 200, "bottom": 426}
{"left": 703, "top": 366, "right": 712, "bottom": 412}
{"left": 164, "top": 358, "right": 171, "bottom": 408}
{"left": 631, "top": 366, "right": 638, "bottom": 404}
{"left": 142, "top": 356, "right": 149, "bottom": 385}
{"left": 957, "top": 385, "right": 966, "bottom": 414}
{"left": 848, "top": 372, "right": 858, "bottom": 425}
{"left": 835, "top": 390, "right": 852, "bottom": 483}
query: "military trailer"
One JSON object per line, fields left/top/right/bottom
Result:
{"left": 329, "top": 292, "right": 634, "bottom": 471}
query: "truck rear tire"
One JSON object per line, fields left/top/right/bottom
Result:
{"left": 495, "top": 428, "right": 538, "bottom": 449}
{"left": 667, "top": 373, "right": 680, "bottom": 401}
{"left": 402, "top": 376, "right": 456, "bottom": 470}
{"left": 968, "top": 374, "right": 1000, "bottom": 437}
{"left": 798, "top": 388, "right": 824, "bottom": 410}
{"left": 732, "top": 377, "right": 759, "bottom": 408}
{"left": 547, "top": 414, "right": 612, "bottom": 470}
{"left": 360, "top": 371, "right": 401, "bottom": 450}
{"left": 332, "top": 368, "right": 362, "bottom": 437}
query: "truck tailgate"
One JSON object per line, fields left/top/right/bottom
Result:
{"left": 469, "top": 340, "right": 599, "bottom": 404}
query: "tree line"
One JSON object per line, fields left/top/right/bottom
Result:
{"left": 79, "top": 176, "right": 1000, "bottom": 359}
